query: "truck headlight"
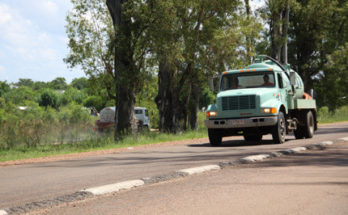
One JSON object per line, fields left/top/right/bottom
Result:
{"left": 206, "top": 111, "right": 217, "bottom": 117}
{"left": 263, "top": 108, "right": 277, "bottom": 114}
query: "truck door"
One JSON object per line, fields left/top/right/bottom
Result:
{"left": 277, "top": 73, "right": 290, "bottom": 112}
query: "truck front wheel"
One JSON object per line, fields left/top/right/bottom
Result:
{"left": 208, "top": 129, "right": 222, "bottom": 146}
{"left": 272, "top": 111, "right": 286, "bottom": 144}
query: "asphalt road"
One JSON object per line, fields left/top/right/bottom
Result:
{"left": 1, "top": 122, "right": 348, "bottom": 209}
{"left": 31, "top": 141, "right": 348, "bottom": 215}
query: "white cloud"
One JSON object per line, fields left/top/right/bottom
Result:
{"left": 0, "top": 3, "right": 60, "bottom": 63}
{"left": 0, "top": 4, "right": 12, "bottom": 24}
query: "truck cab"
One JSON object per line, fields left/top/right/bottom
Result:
{"left": 205, "top": 55, "right": 317, "bottom": 146}
{"left": 134, "top": 107, "right": 150, "bottom": 128}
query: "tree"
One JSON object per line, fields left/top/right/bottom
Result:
{"left": 83, "top": 95, "right": 104, "bottom": 111}
{"left": 65, "top": 0, "right": 116, "bottom": 100}
{"left": 263, "top": 0, "right": 292, "bottom": 63}
{"left": 61, "top": 87, "right": 88, "bottom": 105}
{"left": 288, "top": 0, "right": 347, "bottom": 93}
{"left": 49, "top": 77, "right": 67, "bottom": 90}
{"left": 0, "top": 81, "right": 10, "bottom": 97}
{"left": 151, "top": 0, "right": 260, "bottom": 132}
{"left": 71, "top": 77, "right": 88, "bottom": 90}
{"left": 106, "top": 0, "right": 153, "bottom": 138}
{"left": 263, "top": 0, "right": 347, "bottom": 110}
{"left": 316, "top": 43, "right": 348, "bottom": 111}
{"left": 3, "top": 86, "right": 35, "bottom": 105}
{"left": 33, "top": 81, "right": 48, "bottom": 90}
{"left": 16, "top": 79, "right": 34, "bottom": 88}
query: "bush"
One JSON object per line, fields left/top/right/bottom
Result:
{"left": 60, "top": 87, "right": 88, "bottom": 106}
{"left": 0, "top": 101, "right": 95, "bottom": 149}
{"left": 83, "top": 95, "right": 104, "bottom": 111}
{"left": 38, "top": 89, "right": 61, "bottom": 109}
{"left": 3, "top": 86, "right": 35, "bottom": 105}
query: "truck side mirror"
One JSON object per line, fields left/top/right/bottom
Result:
{"left": 290, "top": 72, "right": 296, "bottom": 86}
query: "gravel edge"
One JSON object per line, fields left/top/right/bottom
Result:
{"left": 1, "top": 137, "right": 347, "bottom": 215}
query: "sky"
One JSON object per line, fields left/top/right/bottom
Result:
{"left": 0, "top": 0, "right": 265, "bottom": 84}
{"left": 0, "top": 0, "right": 85, "bottom": 84}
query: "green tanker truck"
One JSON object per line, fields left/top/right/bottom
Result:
{"left": 205, "top": 55, "right": 317, "bottom": 146}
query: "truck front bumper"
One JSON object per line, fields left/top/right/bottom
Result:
{"left": 204, "top": 116, "right": 278, "bottom": 129}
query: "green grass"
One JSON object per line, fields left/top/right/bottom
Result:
{"left": 2, "top": 107, "right": 347, "bottom": 163}
{"left": 317, "top": 106, "right": 348, "bottom": 124}
{"left": 0, "top": 128, "right": 208, "bottom": 162}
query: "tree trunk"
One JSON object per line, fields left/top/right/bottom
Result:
{"left": 107, "top": 0, "right": 137, "bottom": 139}
{"left": 244, "top": 0, "right": 252, "bottom": 64}
{"left": 155, "top": 60, "right": 179, "bottom": 133}
{"left": 269, "top": 0, "right": 283, "bottom": 62}
{"left": 282, "top": 0, "right": 289, "bottom": 65}
{"left": 188, "top": 80, "right": 200, "bottom": 130}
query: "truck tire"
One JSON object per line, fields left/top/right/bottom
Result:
{"left": 272, "top": 111, "right": 286, "bottom": 144}
{"left": 208, "top": 129, "right": 222, "bottom": 146}
{"left": 304, "top": 111, "right": 314, "bottom": 138}
{"left": 294, "top": 110, "right": 314, "bottom": 139}
{"left": 243, "top": 135, "right": 262, "bottom": 142}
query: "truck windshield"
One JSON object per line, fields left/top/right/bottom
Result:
{"left": 220, "top": 71, "right": 275, "bottom": 91}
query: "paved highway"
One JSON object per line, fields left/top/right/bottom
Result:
{"left": 0, "top": 122, "right": 348, "bottom": 209}
{"left": 31, "top": 141, "right": 348, "bottom": 215}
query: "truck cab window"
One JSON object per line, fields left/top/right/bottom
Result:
{"left": 221, "top": 71, "right": 275, "bottom": 91}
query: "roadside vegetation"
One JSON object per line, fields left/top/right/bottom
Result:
{"left": 317, "top": 106, "right": 348, "bottom": 124}
{"left": 0, "top": 111, "right": 207, "bottom": 162}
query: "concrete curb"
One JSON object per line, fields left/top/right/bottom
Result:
{"left": 82, "top": 180, "right": 145, "bottom": 196}
{"left": 2, "top": 137, "right": 347, "bottom": 215}
{"left": 178, "top": 165, "right": 221, "bottom": 175}
{"left": 339, "top": 137, "right": 348, "bottom": 141}
{"left": 239, "top": 154, "right": 271, "bottom": 164}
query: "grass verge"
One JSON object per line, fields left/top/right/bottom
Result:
{"left": 0, "top": 128, "right": 207, "bottom": 162}
{"left": 317, "top": 106, "right": 348, "bottom": 124}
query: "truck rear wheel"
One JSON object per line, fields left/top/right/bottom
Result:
{"left": 304, "top": 111, "right": 314, "bottom": 138}
{"left": 272, "top": 111, "right": 286, "bottom": 144}
{"left": 244, "top": 135, "right": 262, "bottom": 142}
{"left": 208, "top": 129, "right": 222, "bottom": 146}
{"left": 294, "top": 110, "right": 314, "bottom": 139}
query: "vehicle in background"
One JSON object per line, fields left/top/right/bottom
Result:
{"left": 94, "top": 107, "right": 150, "bottom": 132}
{"left": 205, "top": 55, "right": 317, "bottom": 146}
{"left": 134, "top": 107, "right": 150, "bottom": 128}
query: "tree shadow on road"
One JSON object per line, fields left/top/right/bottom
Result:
{"left": 248, "top": 145, "right": 348, "bottom": 168}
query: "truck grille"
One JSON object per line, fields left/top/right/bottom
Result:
{"left": 221, "top": 95, "right": 256, "bottom": 110}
